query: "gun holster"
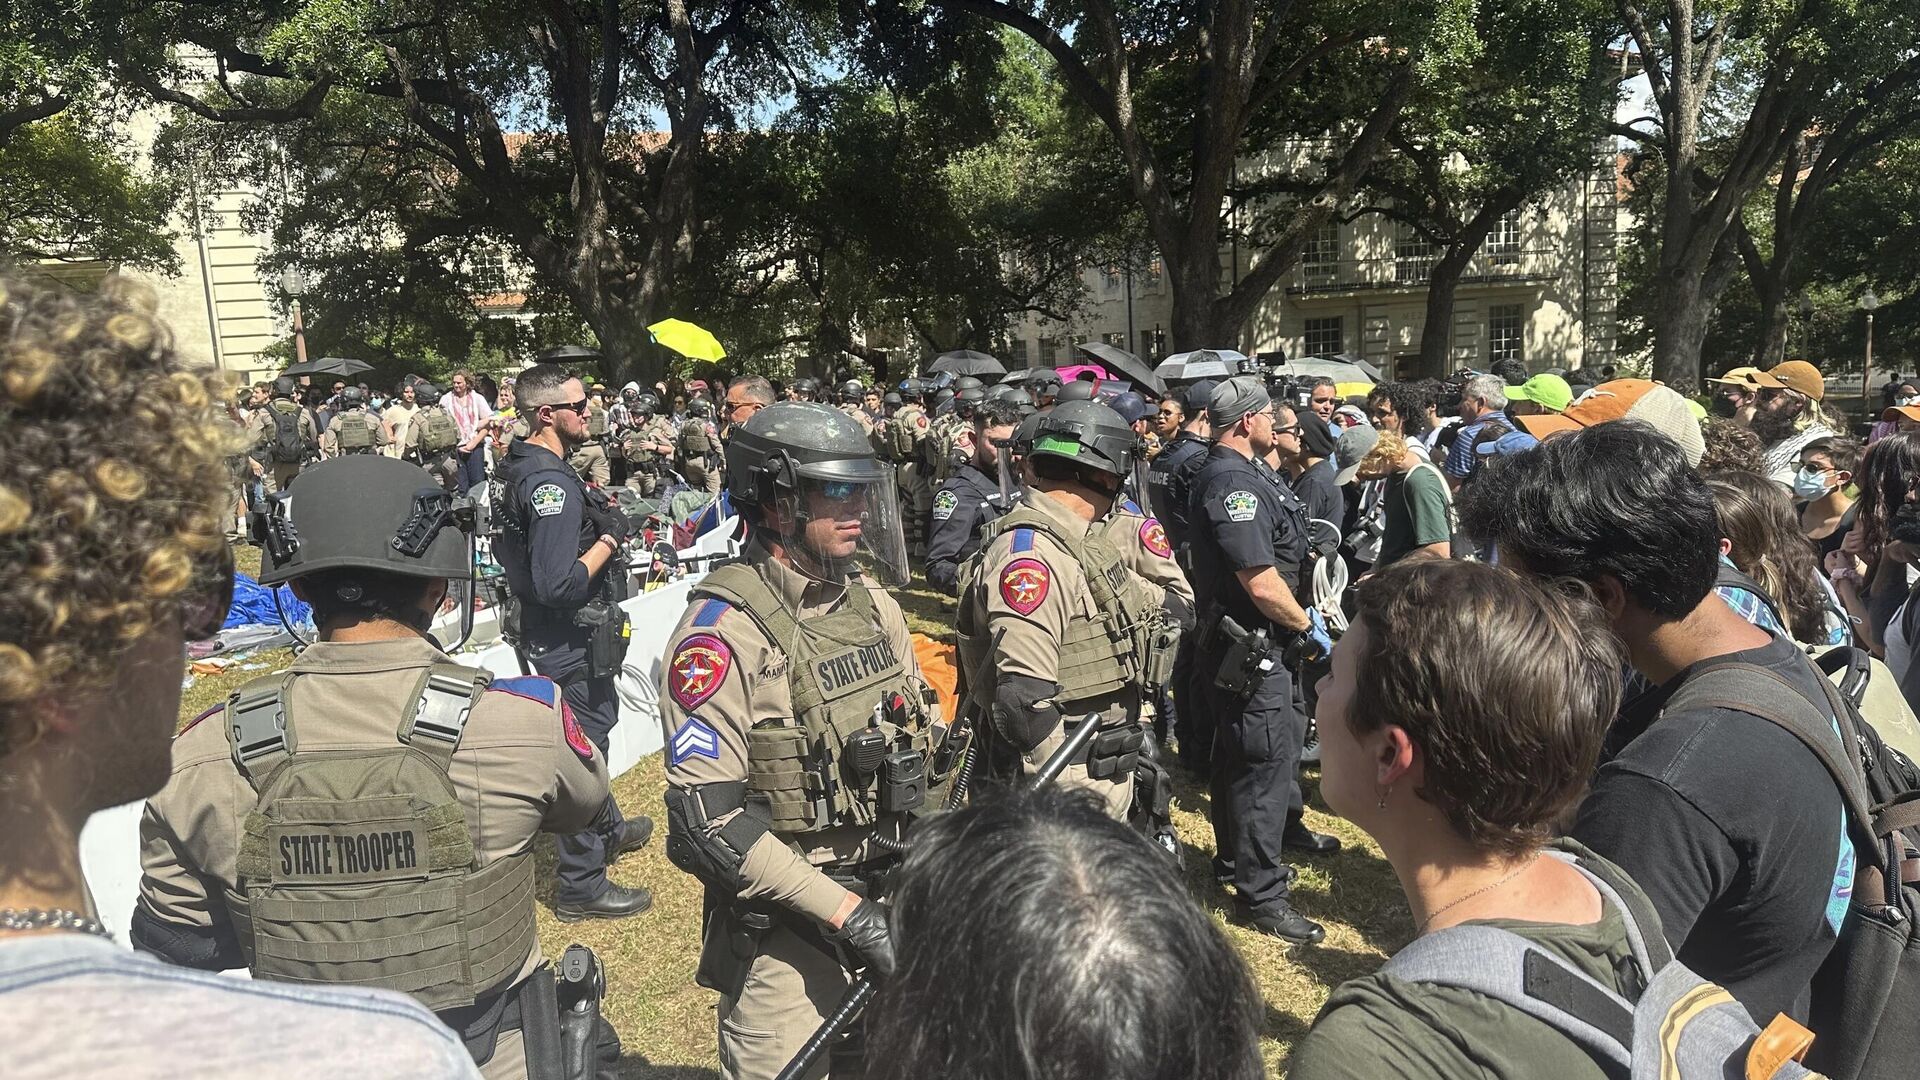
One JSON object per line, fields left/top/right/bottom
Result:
{"left": 574, "top": 598, "right": 631, "bottom": 679}
{"left": 557, "top": 944, "right": 613, "bottom": 1080}
{"left": 1140, "top": 619, "right": 1180, "bottom": 692}
{"left": 696, "top": 895, "right": 772, "bottom": 999}
{"left": 514, "top": 964, "right": 565, "bottom": 1080}
{"left": 1213, "top": 619, "right": 1272, "bottom": 699}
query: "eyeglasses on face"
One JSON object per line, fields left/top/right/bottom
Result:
{"left": 544, "top": 398, "right": 590, "bottom": 415}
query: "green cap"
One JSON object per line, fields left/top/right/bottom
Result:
{"left": 1506, "top": 373, "right": 1573, "bottom": 413}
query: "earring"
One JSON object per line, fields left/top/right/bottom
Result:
{"left": 1377, "top": 785, "right": 1392, "bottom": 810}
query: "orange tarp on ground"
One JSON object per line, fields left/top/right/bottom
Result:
{"left": 912, "top": 633, "right": 959, "bottom": 725}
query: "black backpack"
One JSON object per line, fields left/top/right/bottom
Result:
{"left": 269, "top": 407, "right": 307, "bottom": 464}
{"left": 1665, "top": 654, "right": 1920, "bottom": 1080}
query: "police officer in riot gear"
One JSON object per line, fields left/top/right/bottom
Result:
{"left": 135, "top": 455, "right": 625, "bottom": 1079}
{"left": 925, "top": 396, "right": 1024, "bottom": 595}
{"left": 1186, "top": 376, "right": 1337, "bottom": 946}
{"left": 956, "top": 400, "right": 1189, "bottom": 821}
{"left": 1023, "top": 368, "right": 1063, "bottom": 408}
{"left": 789, "top": 376, "right": 820, "bottom": 402}
{"left": 321, "top": 385, "right": 387, "bottom": 457}
{"left": 659, "top": 402, "right": 937, "bottom": 1080}
{"left": 493, "top": 363, "right": 654, "bottom": 921}
{"left": 1148, "top": 379, "right": 1216, "bottom": 771}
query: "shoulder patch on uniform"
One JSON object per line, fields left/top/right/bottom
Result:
{"left": 1222, "top": 489, "right": 1258, "bottom": 522}
{"left": 180, "top": 703, "right": 222, "bottom": 735}
{"left": 932, "top": 489, "right": 959, "bottom": 521}
{"left": 531, "top": 483, "right": 567, "bottom": 517}
{"left": 669, "top": 718, "right": 722, "bottom": 766}
{"left": 1011, "top": 527, "right": 1035, "bottom": 553}
{"left": 1140, "top": 518, "right": 1173, "bottom": 558}
{"left": 561, "top": 701, "right": 595, "bottom": 761}
{"left": 669, "top": 633, "right": 732, "bottom": 710}
{"left": 488, "top": 675, "right": 560, "bottom": 708}
{"left": 691, "top": 598, "right": 731, "bottom": 628}
{"left": 1000, "top": 557, "right": 1051, "bottom": 616}
{"left": 915, "top": 414, "right": 929, "bottom": 430}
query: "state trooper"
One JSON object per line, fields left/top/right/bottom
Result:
{"left": 678, "top": 397, "right": 723, "bottom": 495}
{"left": 881, "top": 380, "right": 933, "bottom": 559}
{"left": 492, "top": 362, "right": 654, "bottom": 921}
{"left": 620, "top": 392, "right": 676, "bottom": 498}
{"left": 1186, "top": 376, "right": 1338, "bottom": 946}
{"left": 250, "top": 376, "right": 319, "bottom": 493}
{"left": 407, "top": 381, "right": 465, "bottom": 492}
{"left": 659, "top": 403, "right": 937, "bottom": 1080}
{"left": 320, "top": 385, "right": 388, "bottom": 457}
{"left": 835, "top": 379, "right": 874, "bottom": 437}
{"left": 133, "top": 455, "right": 627, "bottom": 1079}
{"left": 956, "top": 400, "right": 1189, "bottom": 821}
{"left": 571, "top": 383, "right": 614, "bottom": 487}
{"left": 925, "top": 395, "right": 1024, "bottom": 595}
{"left": 1146, "top": 380, "right": 1216, "bottom": 772}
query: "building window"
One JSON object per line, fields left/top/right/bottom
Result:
{"left": 1010, "top": 339, "right": 1032, "bottom": 367}
{"left": 1102, "top": 331, "right": 1126, "bottom": 349}
{"left": 1037, "top": 336, "right": 1057, "bottom": 365}
{"left": 1488, "top": 304, "right": 1525, "bottom": 365}
{"left": 1304, "top": 317, "right": 1344, "bottom": 357}
{"left": 1102, "top": 266, "right": 1123, "bottom": 295}
{"left": 1140, "top": 328, "right": 1166, "bottom": 359}
{"left": 471, "top": 250, "right": 508, "bottom": 293}
{"left": 1486, "top": 209, "right": 1522, "bottom": 267}
{"left": 1394, "top": 223, "right": 1434, "bottom": 284}
{"left": 1141, "top": 257, "right": 1163, "bottom": 291}
{"left": 1303, "top": 222, "right": 1340, "bottom": 288}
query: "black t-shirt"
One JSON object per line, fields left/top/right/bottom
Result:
{"left": 1571, "top": 635, "right": 1852, "bottom": 1024}
{"left": 1290, "top": 458, "right": 1343, "bottom": 560}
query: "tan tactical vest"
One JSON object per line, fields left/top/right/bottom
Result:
{"left": 890, "top": 406, "right": 925, "bottom": 459}
{"left": 694, "top": 563, "right": 930, "bottom": 834}
{"left": 957, "top": 504, "right": 1157, "bottom": 709}
{"left": 335, "top": 410, "right": 377, "bottom": 452}
{"left": 417, "top": 406, "right": 459, "bottom": 453}
{"left": 220, "top": 664, "right": 537, "bottom": 1011}
{"left": 587, "top": 404, "right": 608, "bottom": 438}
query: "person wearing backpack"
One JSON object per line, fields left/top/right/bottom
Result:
{"left": 1352, "top": 429, "right": 1452, "bottom": 567}
{"left": 247, "top": 376, "right": 318, "bottom": 493}
{"left": 406, "top": 382, "right": 464, "bottom": 491}
{"left": 133, "top": 455, "right": 645, "bottom": 1079}
{"left": 1292, "top": 557, "right": 1823, "bottom": 1080}
{"left": 1461, "top": 420, "right": 1861, "bottom": 1031}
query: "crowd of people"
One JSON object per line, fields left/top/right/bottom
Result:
{"left": 2, "top": 267, "right": 1917, "bottom": 1080}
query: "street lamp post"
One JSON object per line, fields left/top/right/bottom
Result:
{"left": 279, "top": 267, "right": 309, "bottom": 367}
{"left": 1861, "top": 288, "right": 1881, "bottom": 419}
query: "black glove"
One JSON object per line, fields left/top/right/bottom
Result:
{"left": 584, "top": 488, "right": 631, "bottom": 542}
{"left": 826, "top": 898, "right": 895, "bottom": 976}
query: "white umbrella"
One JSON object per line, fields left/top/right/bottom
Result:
{"left": 1155, "top": 349, "right": 1249, "bottom": 381}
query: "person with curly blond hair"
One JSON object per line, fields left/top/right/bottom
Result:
{"left": 0, "top": 273, "right": 479, "bottom": 1080}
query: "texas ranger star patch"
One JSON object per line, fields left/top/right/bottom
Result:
{"left": 1140, "top": 518, "right": 1173, "bottom": 558}
{"left": 1222, "top": 490, "right": 1258, "bottom": 522}
{"left": 1000, "top": 558, "right": 1051, "bottom": 616}
{"left": 530, "top": 483, "right": 567, "bottom": 517}
{"left": 932, "top": 489, "right": 958, "bottom": 521}
{"left": 669, "top": 718, "right": 721, "bottom": 766}
{"left": 669, "top": 633, "right": 732, "bottom": 710}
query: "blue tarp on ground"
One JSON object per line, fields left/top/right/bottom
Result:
{"left": 224, "top": 571, "right": 312, "bottom": 630}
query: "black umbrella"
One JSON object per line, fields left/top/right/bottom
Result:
{"left": 538, "top": 344, "right": 604, "bottom": 363}
{"left": 281, "top": 356, "right": 373, "bottom": 378}
{"left": 929, "top": 350, "right": 1006, "bottom": 376}
{"left": 1075, "top": 341, "right": 1165, "bottom": 394}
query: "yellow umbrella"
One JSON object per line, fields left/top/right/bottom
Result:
{"left": 647, "top": 318, "right": 727, "bottom": 362}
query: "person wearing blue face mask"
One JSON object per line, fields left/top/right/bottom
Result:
{"left": 1796, "top": 437, "right": 1859, "bottom": 559}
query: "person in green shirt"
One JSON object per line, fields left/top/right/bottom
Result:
{"left": 1357, "top": 430, "right": 1452, "bottom": 567}
{"left": 1291, "top": 558, "right": 1651, "bottom": 1080}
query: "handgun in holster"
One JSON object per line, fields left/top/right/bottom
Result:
{"left": 1212, "top": 616, "right": 1273, "bottom": 699}
{"left": 697, "top": 892, "right": 774, "bottom": 1000}
{"left": 573, "top": 598, "right": 631, "bottom": 679}
{"left": 556, "top": 944, "right": 615, "bottom": 1080}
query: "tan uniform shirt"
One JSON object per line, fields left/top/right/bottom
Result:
{"left": 139, "top": 637, "right": 610, "bottom": 988}
{"left": 1099, "top": 496, "right": 1193, "bottom": 603}
{"left": 659, "top": 541, "right": 925, "bottom": 925}
{"left": 247, "top": 400, "right": 318, "bottom": 454}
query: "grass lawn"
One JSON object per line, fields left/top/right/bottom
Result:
{"left": 185, "top": 547, "right": 1410, "bottom": 1078}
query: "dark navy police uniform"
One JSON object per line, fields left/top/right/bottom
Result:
{"left": 924, "top": 462, "right": 1006, "bottom": 596}
{"left": 1186, "top": 443, "right": 1311, "bottom": 916}
{"left": 1148, "top": 430, "right": 1212, "bottom": 766}
{"left": 493, "top": 439, "right": 631, "bottom": 904}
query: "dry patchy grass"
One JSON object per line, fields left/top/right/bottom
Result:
{"left": 183, "top": 553, "right": 1408, "bottom": 1078}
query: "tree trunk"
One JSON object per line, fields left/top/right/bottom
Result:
{"left": 1166, "top": 251, "right": 1226, "bottom": 351}
{"left": 1416, "top": 252, "right": 1473, "bottom": 380}
{"left": 1751, "top": 266, "right": 1792, "bottom": 367}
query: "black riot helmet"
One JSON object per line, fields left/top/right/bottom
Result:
{"left": 724, "top": 403, "right": 908, "bottom": 584}
{"left": 1027, "top": 400, "right": 1138, "bottom": 478}
{"left": 413, "top": 381, "right": 442, "bottom": 406}
{"left": 955, "top": 386, "right": 986, "bottom": 420}
{"left": 339, "top": 386, "right": 366, "bottom": 409}
{"left": 883, "top": 391, "right": 903, "bottom": 408}
{"left": 686, "top": 396, "right": 713, "bottom": 418}
{"left": 992, "top": 385, "right": 1037, "bottom": 417}
{"left": 931, "top": 388, "right": 956, "bottom": 414}
{"left": 1024, "top": 369, "right": 1064, "bottom": 400}
{"left": 952, "top": 376, "right": 985, "bottom": 395}
{"left": 1056, "top": 379, "right": 1098, "bottom": 404}
{"left": 634, "top": 392, "right": 660, "bottom": 417}
{"left": 791, "top": 377, "right": 820, "bottom": 401}
{"left": 261, "top": 456, "right": 475, "bottom": 585}
{"left": 272, "top": 376, "right": 298, "bottom": 400}
{"left": 839, "top": 379, "right": 865, "bottom": 404}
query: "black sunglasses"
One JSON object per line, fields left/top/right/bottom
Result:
{"left": 183, "top": 544, "right": 236, "bottom": 641}
{"left": 543, "top": 397, "right": 590, "bottom": 415}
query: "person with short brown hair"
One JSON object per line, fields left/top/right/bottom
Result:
{"left": 1293, "top": 558, "right": 1641, "bottom": 1080}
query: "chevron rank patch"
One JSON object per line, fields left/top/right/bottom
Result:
{"left": 670, "top": 718, "right": 721, "bottom": 766}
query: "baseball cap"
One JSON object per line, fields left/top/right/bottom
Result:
{"left": 1513, "top": 379, "right": 1705, "bottom": 466}
{"left": 1751, "top": 360, "right": 1825, "bottom": 400}
{"left": 1209, "top": 376, "right": 1271, "bottom": 430}
{"left": 1333, "top": 424, "right": 1380, "bottom": 485}
{"left": 1184, "top": 379, "right": 1219, "bottom": 415}
{"left": 1475, "top": 430, "right": 1541, "bottom": 457}
{"left": 1707, "top": 365, "right": 1764, "bottom": 388}
{"left": 1506, "top": 373, "right": 1573, "bottom": 413}
{"left": 1884, "top": 406, "right": 1920, "bottom": 425}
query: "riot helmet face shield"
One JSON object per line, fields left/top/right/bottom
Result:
{"left": 759, "top": 460, "right": 909, "bottom": 588}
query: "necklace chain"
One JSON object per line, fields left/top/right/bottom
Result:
{"left": 0, "top": 908, "right": 111, "bottom": 939}
{"left": 1419, "top": 857, "right": 1539, "bottom": 933}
